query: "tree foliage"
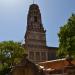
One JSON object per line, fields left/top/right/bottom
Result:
{"left": 0, "top": 41, "right": 25, "bottom": 75}
{"left": 58, "top": 14, "right": 75, "bottom": 58}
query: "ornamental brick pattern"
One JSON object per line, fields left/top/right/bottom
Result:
{"left": 24, "top": 4, "right": 57, "bottom": 63}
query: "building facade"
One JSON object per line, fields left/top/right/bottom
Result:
{"left": 24, "top": 4, "right": 57, "bottom": 63}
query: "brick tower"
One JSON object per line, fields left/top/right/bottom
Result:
{"left": 24, "top": 4, "right": 57, "bottom": 63}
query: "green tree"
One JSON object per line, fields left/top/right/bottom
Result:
{"left": 0, "top": 41, "right": 25, "bottom": 75}
{"left": 58, "top": 14, "right": 75, "bottom": 58}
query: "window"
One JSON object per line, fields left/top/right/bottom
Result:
{"left": 34, "top": 16, "right": 37, "bottom": 22}
{"left": 29, "top": 51, "right": 34, "bottom": 60}
{"left": 41, "top": 52, "right": 46, "bottom": 60}
{"left": 35, "top": 52, "right": 40, "bottom": 60}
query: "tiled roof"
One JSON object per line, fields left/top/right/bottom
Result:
{"left": 38, "top": 58, "right": 75, "bottom": 70}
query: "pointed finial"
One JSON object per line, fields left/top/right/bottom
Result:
{"left": 33, "top": 0, "right": 34, "bottom": 4}
{"left": 33, "top": 0, "right": 37, "bottom": 4}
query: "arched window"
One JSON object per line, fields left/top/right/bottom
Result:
{"left": 34, "top": 16, "right": 37, "bottom": 22}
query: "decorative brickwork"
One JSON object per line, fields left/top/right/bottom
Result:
{"left": 24, "top": 4, "right": 57, "bottom": 63}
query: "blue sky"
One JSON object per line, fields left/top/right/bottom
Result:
{"left": 0, "top": 0, "right": 75, "bottom": 47}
